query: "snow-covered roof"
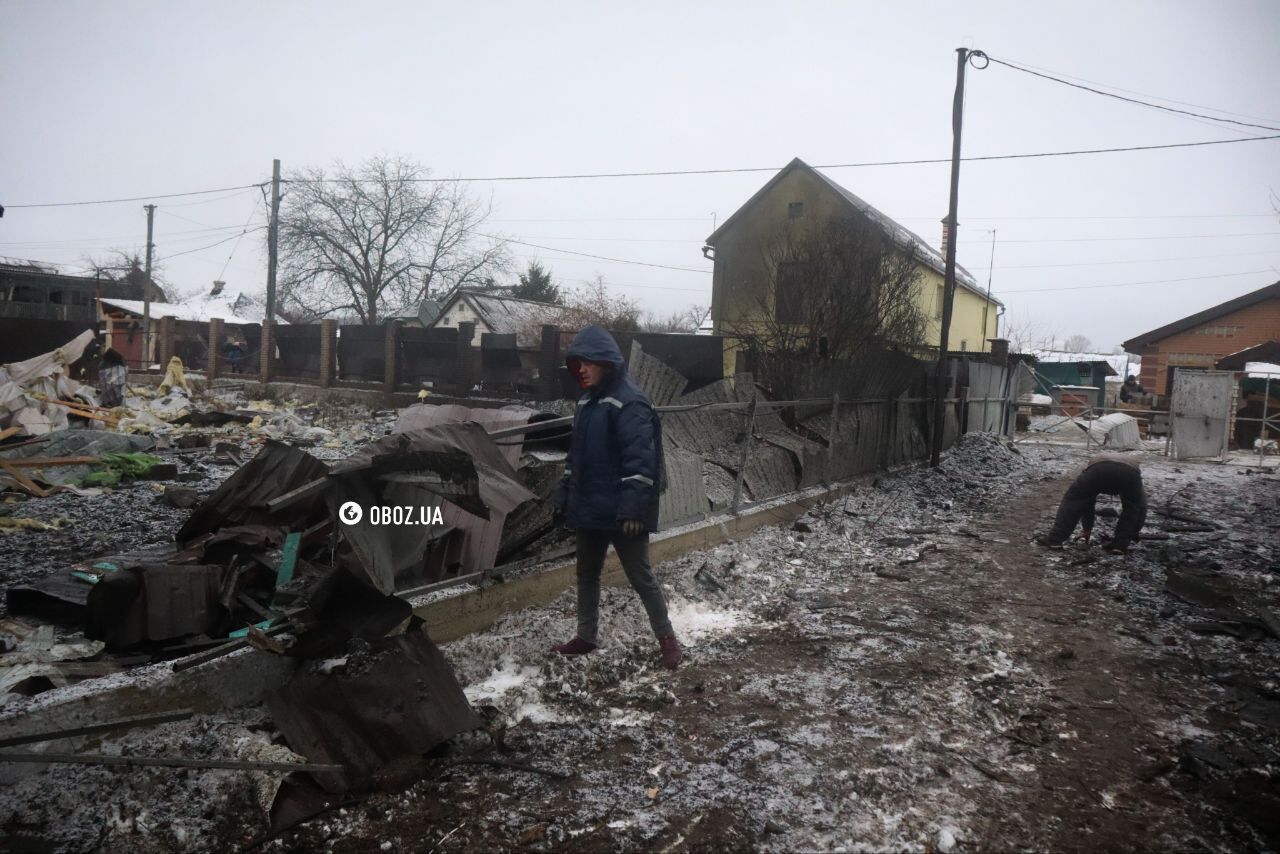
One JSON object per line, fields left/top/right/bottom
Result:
{"left": 433, "top": 290, "right": 559, "bottom": 345}
{"left": 1246, "top": 362, "right": 1280, "bottom": 378}
{"left": 1026, "top": 349, "right": 1137, "bottom": 378}
{"left": 99, "top": 291, "right": 280, "bottom": 325}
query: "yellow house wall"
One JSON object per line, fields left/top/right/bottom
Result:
{"left": 710, "top": 168, "right": 999, "bottom": 352}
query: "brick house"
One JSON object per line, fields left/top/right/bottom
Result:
{"left": 1122, "top": 280, "right": 1280, "bottom": 398}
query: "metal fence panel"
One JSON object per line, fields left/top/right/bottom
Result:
{"left": 1171, "top": 370, "right": 1234, "bottom": 459}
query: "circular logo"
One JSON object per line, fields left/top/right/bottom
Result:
{"left": 338, "top": 501, "right": 363, "bottom": 525}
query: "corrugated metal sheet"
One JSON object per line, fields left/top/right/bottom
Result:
{"left": 267, "top": 630, "right": 480, "bottom": 793}
{"left": 389, "top": 404, "right": 540, "bottom": 582}
{"left": 658, "top": 447, "right": 709, "bottom": 527}
{"left": 627, "top": 340, "right": 688, "bottom": 406}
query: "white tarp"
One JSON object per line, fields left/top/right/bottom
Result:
{"left": 1087, "top": 413, "right": 1141, "bottom": 449}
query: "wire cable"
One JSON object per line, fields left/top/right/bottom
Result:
{"left": 488, "top": 235, "right": 709, "bottom": 274}
{"left": 1000, "top": 269, "right": 1273, "bottom": 294}
{"left": 158, "top": 227, "right": 267, "bottom": 261}
{"left": 6, "top": 183, "right": 269, "bottom": 210}
{"left": 985, "top": 55, "right": 1280, "bottom": 133}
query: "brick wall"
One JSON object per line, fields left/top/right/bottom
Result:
{"left": 1137, "top": 298, "right": 1280, "bottom": 396}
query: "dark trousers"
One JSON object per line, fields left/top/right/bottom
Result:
{"left": 1047, "top": 462, "right": 1147, "bottom": 548}
{"left": 575, "top": 529, "right": 674, "bottom": 644}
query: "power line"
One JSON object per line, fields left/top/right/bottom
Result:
{"left": 8, "top": 132, "right": 1280, "bottom": 210}
{"left": 0, "top": 223, "right": 263, "bottom": 248}
{"left": 986, "top": 55, "right": 1280, "bottom": 133}
{"left": 283, "top": 134, "right": 1280, "bottom": 185}
{"left": 5, "top": 183, "right": 268, "bottom": 210}
{"left": 958, "top": 231, "right": 1280, "bottom": 244}
{"left": 967, "top": 249, "right": 1280, "bottom": 272}
{"left": 491, "top": 235, "right": 709, "bottom": 274}
{"left": 1000, "top": 269, "right": 1273, "bottom": 294}
{"left": 158, "top": 226, "right": 268, "bottom": 261}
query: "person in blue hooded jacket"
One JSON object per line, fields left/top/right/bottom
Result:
{"left": 552, "top": 326, "right": 683, "bottom": 669}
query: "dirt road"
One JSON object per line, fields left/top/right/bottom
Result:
{"left": 269, "top": 438, "right": 1279, "bottom": 853}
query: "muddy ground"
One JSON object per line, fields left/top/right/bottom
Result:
{"left": 272, "top": 438, "right": 1280, "bottom": 853}
{"left": 3, "top": 434, "right": 1278, "bottom": 852}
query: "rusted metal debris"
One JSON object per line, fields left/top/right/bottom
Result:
{"left": 267, "top": 629, "right": 481, "bottom": 793}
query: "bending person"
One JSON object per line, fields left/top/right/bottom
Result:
{"left": 1036, "top": 453, "right": 1146, "bottom": 554}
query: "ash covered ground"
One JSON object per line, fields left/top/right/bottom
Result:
{"left": 3, "top": 433, "right": 1278, "bottom": 852}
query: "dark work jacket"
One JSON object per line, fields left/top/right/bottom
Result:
{"left": 555, "top": 326, "right": 663, "bottom": 532}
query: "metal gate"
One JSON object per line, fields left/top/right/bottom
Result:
{"left": 1170, "top": 370, "right": 1234, "bottom": 459}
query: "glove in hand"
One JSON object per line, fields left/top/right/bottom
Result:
{"left": 621, "top": 519, "right": 643, "bottom": 537}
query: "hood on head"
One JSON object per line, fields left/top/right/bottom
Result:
{"left": 565, "top": 326, "right": 626, "bottom": 388}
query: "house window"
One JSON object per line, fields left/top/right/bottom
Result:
{"left": 960, "top": 340, "right": 968, "bottom": 351}
{"left": 935, "top": 284, "right": 944, "bottom": 319}
{"left": 775, "top": 261, "right": 808, "bottom": 323}
{"left": 788, "top": 202, "right": 804, "bottom": 219}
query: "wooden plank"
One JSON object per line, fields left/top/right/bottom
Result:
{"left": 0, "top": 462, "right": 49, "bottom": 497}
{"left": 4, "top": 456, "right": 101, "bottom": 468}
{"left": 0, "top": 709, "right": 195, "bottom": 749}
{"left": 0, "top": 427, "right": 21, "bottom": 442}
{"left": 263, "top": 477, "right": 329, "bottom": 513}
{"left": 0, "top": 751, "right": 344, "bottom": 773}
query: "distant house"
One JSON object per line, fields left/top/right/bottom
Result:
{"left": 1123, "top": 279, "right": 1280, "bottom": 397}
{"left": 1025, "top": 350, "right": 1124, "bottom": 413}
{"left": 1, "top": 259, "right": 154, "bottom": 322}
{"left": 99, "top": 281, "right": 275, "bottom": 368}
{"left": 703, "top": 157, "right": 1002, "bottom": 352}
{"left": 428, "top": 289, "right": 560, "bottom": 347}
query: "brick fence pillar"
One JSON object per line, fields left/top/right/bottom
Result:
{"left": 383, "top": 320, "right": 401, "bottom": 393}
{"left": 208, "top": 318, "right": 224, "bottom": 381}
{"left": 319, "top": 319, "right": 337, "bottom": 388}
{"left": 456, "top": 322, "right": 475, "bottom": 397}
{"left": 539, "top": 324, "right": 561, "bottom": 401}
{"left": 259, "top": 321, "right": 274, "bottom": 383}
{"left": 158, "top": 315, "right": 176, "bottom": 369}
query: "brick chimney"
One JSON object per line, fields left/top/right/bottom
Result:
{"left": 940, "top": 217, "right": 953, "bottom": 257}
{"left": 211, "top": 280, "right": 226, "bottom": 296}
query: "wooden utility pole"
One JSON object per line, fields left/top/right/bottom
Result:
{"left": 264, "top": 159, "right": 281, "bottom": 323}
{"left": 142, "top": 204, "right": 156, "bottom": 369}
{"left": 929, "top": 48, "right": 983, "bottom": 468}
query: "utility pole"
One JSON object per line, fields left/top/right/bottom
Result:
{"left": 981, "top": 228, "right": 996, "bottom": 348}
{"left": 142, "top": 204, "right": 156, "bottom": 370}
{"left": 264, "top": 158, "right": 281, "bottom": 323}
{"left": 928, "top": 47, "right": 985, "bottom": 468}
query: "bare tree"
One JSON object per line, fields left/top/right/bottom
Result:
{"left": 276, "top": 156, "right": 508, "bottom": 324}
{"left": 80, "top": 249, "right": 170, "bottom": 301}
{"left": 552, "top": 275, "right": 641, "bottom": 331}
{"left": 640, "top": 303, "right": 707, "bottom": 333}
{"left": 1002, "top": 312, "right": 1060, "bottom": 354}
{"left": 721, "top": 215, "right": 928, "bottom": 361}
{"left": 1062, "top": 334, "right": 1094, "bottom": 353}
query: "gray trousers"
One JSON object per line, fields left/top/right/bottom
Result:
{"left": 575, "top": 529, "right": 674, "bottom": 644}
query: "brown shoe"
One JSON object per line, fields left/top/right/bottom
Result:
{"left": 554, "top": 638, "right": 597, "bottom": 656}
{"left": 658, "top": 635, "right": 683, "bottom": 670}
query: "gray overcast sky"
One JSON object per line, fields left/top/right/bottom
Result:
{"left": 3, "top": 0, "right": 1278, "bottom": 351}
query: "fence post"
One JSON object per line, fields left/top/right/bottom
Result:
{"left": 456, "top": 322, "right": 475, "bottom": 397}
{"left": 319, "top": 319, "right": 337, "bottom": 388}
{"left": 958, "top": 385, "right": 969, "bottom": 435}
{"left": 259, "top": 321, "right": 274, "bottom": 383}
{"left": 731, "top": 393, "right": 758, "bottom": 515}
{"left": 208, "top": 317, "right": 223, "bottom": 381}
{"left": 158, "top": 315, "right": 176, "bottom": 369}
{"left": 539, "top": 324, "right": 561, "bottom": 400}
{"left": 383, "top": 320, "right": 401, "bottom": 393}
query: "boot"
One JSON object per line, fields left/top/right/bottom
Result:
{"left": 658, "top": 635, "right": 683, "bottom": 670}
{"left": 553, "top": 638, "right": 597, "bottom": 656}
{"left": 1033, "top": 534, "right": 1064, "bottom": 550}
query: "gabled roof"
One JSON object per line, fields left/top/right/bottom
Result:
{"left": 1123, "top": 280, "right": 1280, "bottom": 352}
{"left": 1027, "top": 348, "right": 1133, "bottom": 378}
{"left": 433, "top": 289, "right": 560, "bottom": 345}
{"left": 1216, "top": 340, "right": 1280, "bottom": 371}
{"left": 705, "top": 157, "right": 1000, "bottom": 305}
{"left": 99, "top": 291, "right": 279, "bottom": 325}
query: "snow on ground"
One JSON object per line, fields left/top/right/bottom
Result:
{"left": 4, "top": 432, "right": 1278, "bottom": 851}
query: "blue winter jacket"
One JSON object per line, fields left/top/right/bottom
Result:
{"left": 555, "top": 326, "right": 663, "bottom": 532}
